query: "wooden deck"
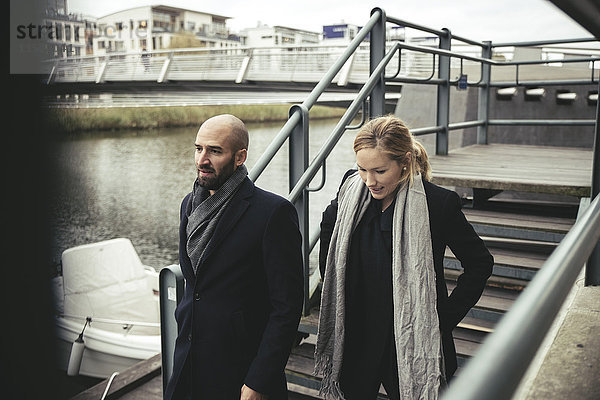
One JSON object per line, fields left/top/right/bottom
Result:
{"left": 428, "top": 144, "right": 593, "bottom": 197}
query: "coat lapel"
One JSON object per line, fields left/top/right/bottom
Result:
{"left": 198, "top": 178, "right": 253, "bottom": 266}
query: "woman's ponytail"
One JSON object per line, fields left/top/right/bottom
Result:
{"left": 413, "top": 140, "right": 432, "bottom": 182}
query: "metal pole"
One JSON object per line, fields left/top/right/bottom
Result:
{"left": 436, "top": 28, "right": 451, "bottom": 155}
{"left": 369, "top": 7, "right": 386, "bottom": 118}
{"left": 585, "top": 79, "right": 600, "bottom": 286}
{"left": 159, "top": 264, "right": 184, "bottom": 396}
{"left": 477, "top": 41, "right": 492, "bottom": 145}
{"left": 288, "top": 104, "right": 310, "bottom": 315}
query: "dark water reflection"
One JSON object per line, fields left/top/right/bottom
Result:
{"left": 50, "top": 119, "right": 358, "bottom": 271}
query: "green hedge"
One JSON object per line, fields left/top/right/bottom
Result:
{"left": 44, "top": 104, "right": 347, "bottom": 134}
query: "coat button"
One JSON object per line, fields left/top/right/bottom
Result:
{"left": 194, "top": 292, "right": 201, "bottom": 301}
{"left": 188, "top": 333, "right": 192, "bottom": 341}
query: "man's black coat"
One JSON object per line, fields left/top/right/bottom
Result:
{"left": 165, "top": 177, "right": 304, "bottom": 400}
{"left": 319, "top": 172, "right": 494, "bottom": 379}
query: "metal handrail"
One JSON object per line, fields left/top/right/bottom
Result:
{"left": 100, "top": 372, "right": 120, "bottom": 400}
{"left": 441, "top": 194, "right": 600, "bottom": 400}
{"left": 248, "top": 9, "right": 383, "bottom": 181}
{"left": 492, "top": 37, "right": 599, "bottom": 48}
{"left": 287, "top": 41, "right": 402, "bottom": 203}
{"left": 488, "top": 119, "right": 596, "bottom": 126}
{"left": 389, "top": 40, "right": 600, "bottom": 68}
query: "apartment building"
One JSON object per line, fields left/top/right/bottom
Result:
{"left": 92, "top": 5, "right": 241, "bottom": 55}
{"left": 240, "top": 25, "right": 320, "bottom": 48}
{"left": 43, "top": 0, "right": 86, "bottom": 57}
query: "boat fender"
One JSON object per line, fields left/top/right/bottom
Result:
{"left": 67, "top": 317, "right": 91, "bottom": 376}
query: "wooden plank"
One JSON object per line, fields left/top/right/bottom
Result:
{"left": 119, "top": 377, "right": 162, "bottom": 400}
{"left": 445, "top": 247, "right": 545, "bottom": 271}
{"left": 447, "top": 281, "right": 518, "bottom": 313}
{"left": 287, "top": 337, "right": 482, "bottom": 379}
{"left": 429, "top": 144, "right": 593, "bottom": 197}
{"left": 462, "top": 208, "right": 575, "bottom": 234}
{"left": 70, "top": 354, "right": 161, "bottom": 400}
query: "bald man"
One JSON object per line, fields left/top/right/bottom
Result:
{"left": 165, "top": 115, "right": 304, "bottom": 400}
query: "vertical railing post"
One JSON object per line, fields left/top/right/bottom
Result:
{"left": 159, "top": 264, "right": 184, "bottom": 396}
{"left": 369, "top": 7, "right": 386, "bottom": 118}
{"left": 95, "top": 56, "right": 108, "bottom": 84}
{"left": 436, "top": 28, "right": 452, "bottom": 155}
{"left": 585, "top": 80, "right": 600, "bottom": 286}
{"left": 235, "top": 49, "right": 253, "bottom": 84}
{"left": 477, "top": 41, "right": 492, "bottom": 145}
{"left": 288, "top": 104, "right": 310, "bottom": 315}
{"left": 157, "top": 51, "right": 174, "bottom": 83}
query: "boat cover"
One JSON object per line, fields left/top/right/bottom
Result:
{"left": 60, "top": 238, "right": 159, "bottom": 334}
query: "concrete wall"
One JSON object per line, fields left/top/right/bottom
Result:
{"left": 394, "top": 83, "right": 477, "bottom": 156}
{"left": 395, "top": 82, "right": 598, "bottom": 151}
{"left": 487, "top": 85, "right": 597, "bottom": 148}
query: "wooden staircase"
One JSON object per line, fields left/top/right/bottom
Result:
{"left": 285, "top": 197, "right": 577, "bottom": 398}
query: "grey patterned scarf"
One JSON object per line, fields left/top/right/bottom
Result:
{"left": 186, "top": 164, "right": 248, "bottom": 273}
{"left": 315, "top": 172, "right": 444, "bottom": 399}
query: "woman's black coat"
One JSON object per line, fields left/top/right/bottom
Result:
{"left": 319, "top": 171, "right": 494, "bottom": 378}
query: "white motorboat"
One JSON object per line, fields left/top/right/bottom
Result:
{"left": 52, "top": 238, "right": 163, "bottom": 379}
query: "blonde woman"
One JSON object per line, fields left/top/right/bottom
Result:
{"left": 315, "top": 115, "right": 493, "bottom": 400}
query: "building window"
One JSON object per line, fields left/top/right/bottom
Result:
{"left": 65, "top": 25, "right": 71, "bottom": 41}
{"left": 153, "top": 12, "right": 170, "bottom": 30}
{"left": 74, "top": 26, "right": 80, "bottom": 42}
{"left": 115, "top": 41, "right": 124, "bottom": 52}
{"left": 55, "top": 23, "right": 63, "bottom": 40}
{"left": 98, "top": 40, "right": 105, "bottom": 49}
{"left": 140, "top": 39, "right": 147, "bottom": 49}
{"left": 139, "top": 20, "right": 148, "bottom": 29}
{"left": 116, "top": 22, "right": 123, "bottom": 31}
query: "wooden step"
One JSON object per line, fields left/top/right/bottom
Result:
{"left": 286, "top": 330, "right": 486, "bottom": 398}
{"left": 299, "top": 297, "right": 500, "bottom": 337}
{"left": 444, "top": 246, "right": 546, "bottom": 282}
{"left": 445, "top": 280, "right": 519, "bottom": 323}
{"left": 463, "top": 207, "right": 575, "bottom": 243}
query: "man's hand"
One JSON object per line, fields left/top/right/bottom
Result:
{"left": 240, "top": 384, "right": 268, "bottom": 400}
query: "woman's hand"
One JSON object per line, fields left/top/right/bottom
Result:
{"left": 240, "top": 384, "right": 268, "bottom": 400}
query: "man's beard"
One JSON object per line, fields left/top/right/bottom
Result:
{"left": 197, "top": 156, "right": 236, "bottom": 191}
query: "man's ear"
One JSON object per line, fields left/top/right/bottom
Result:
{"left": 236, "top": 149, "right": 247, "bottom": 166}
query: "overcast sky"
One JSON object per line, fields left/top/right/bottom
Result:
{"left": 68, "top": 0, "right": 592, "bottom": 43}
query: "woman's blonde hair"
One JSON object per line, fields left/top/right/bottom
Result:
{"left": 353, "top": 114, "right": 432, "bottom": 185}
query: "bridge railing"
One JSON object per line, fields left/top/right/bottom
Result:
{"left": 47, "top": 40, "right": 593, "bottom": 86}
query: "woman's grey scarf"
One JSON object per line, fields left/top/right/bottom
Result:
{"left": 314, "top": 172, "right": 444, "bottom": 399}
{"left": 186, "top": 164, "right": 248, "bottom": 273}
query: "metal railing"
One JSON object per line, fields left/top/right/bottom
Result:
{"left": 249, "top": 6, "right": 600, "bottom": 398}
{"left": 158, "top": 7, "right": 600, "bottom": 397}
{"left": 441, "top": 194, "right": 600, "bottom": 400}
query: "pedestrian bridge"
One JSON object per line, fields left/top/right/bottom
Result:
{"left": 44, "top": 42, "right": 600, "bottom": 88}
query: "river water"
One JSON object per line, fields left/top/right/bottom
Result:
{"left": 49, "top": 118, "right": 359, "bottom": 271}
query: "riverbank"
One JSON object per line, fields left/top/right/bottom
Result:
{"left": 44, "top": 104, "right": 347, "bottom": 134}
